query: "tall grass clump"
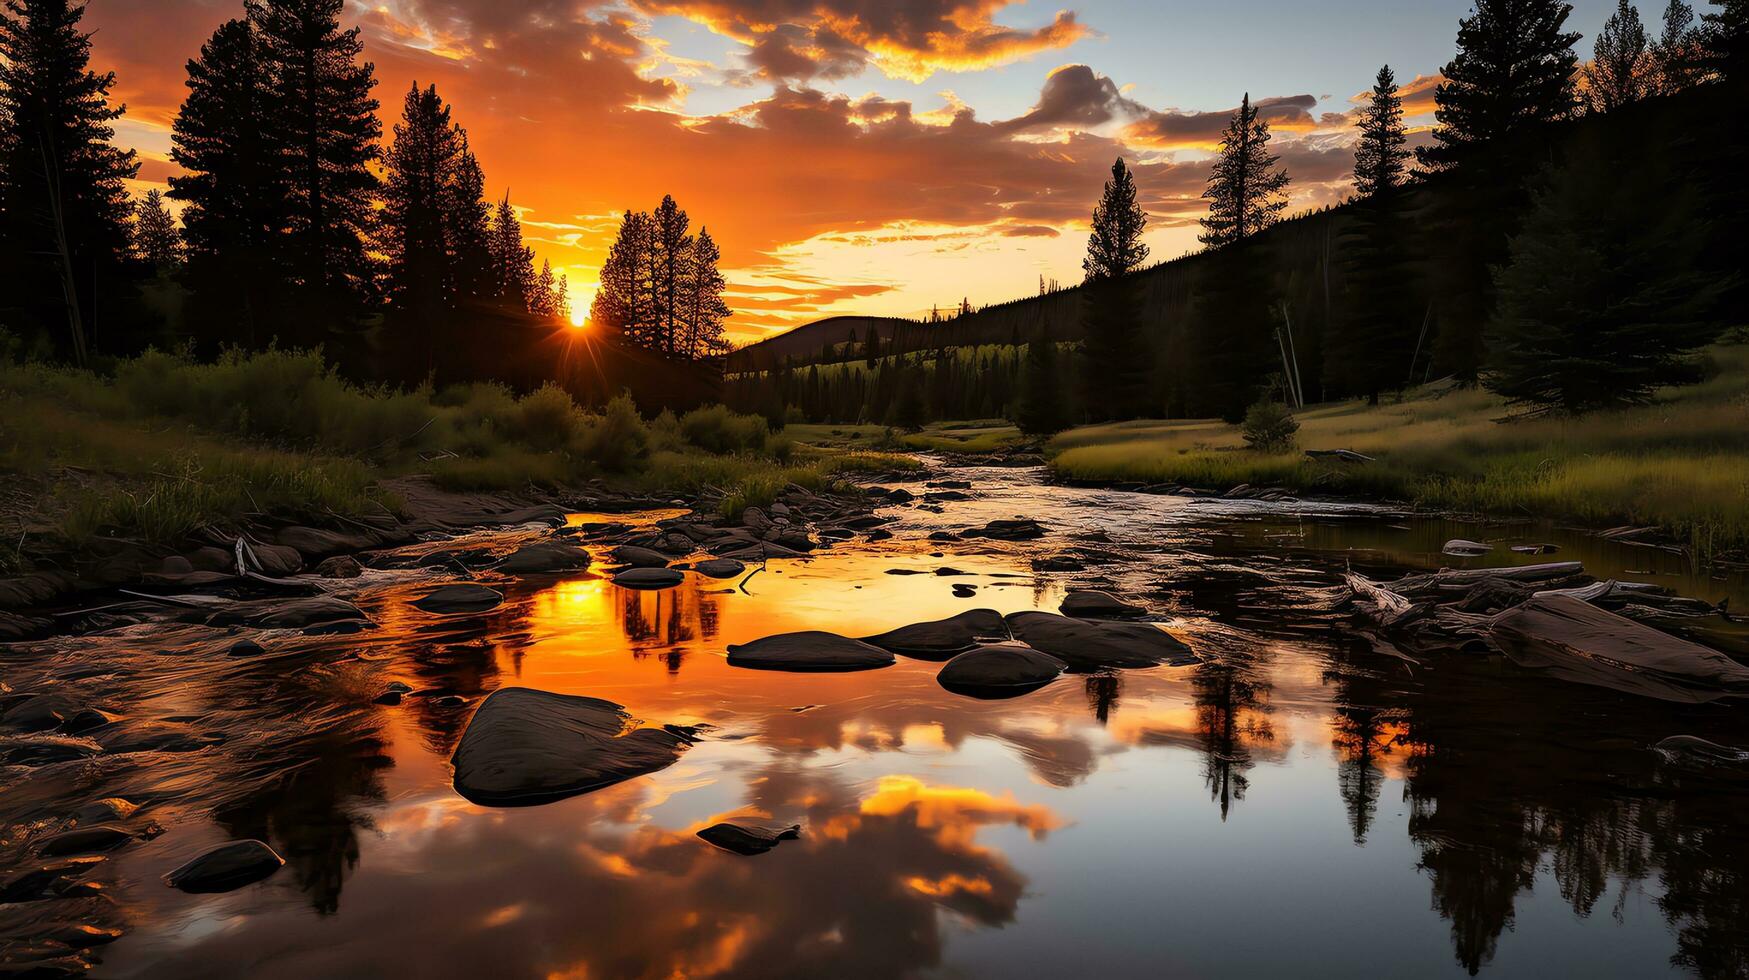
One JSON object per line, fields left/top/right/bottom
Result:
{"left": 678, "top": 404, "right": 771, "bottom": 454}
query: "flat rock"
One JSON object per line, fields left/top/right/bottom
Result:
{"left": 727, "top": 631, "right": 895, "bottom": 672}
{"left": 613, "top": 567, "right": 685, "bottom": 590}
{"left": 496, "top": 542, "right": 592, "bottom": 575}
{"left": 611, "top": 545, "right": 671, "bottom": 568}
{"left": 206, "top": 596, "right": 371, "bottom": 631}
{"left": 451, "top": 688, "right": 690, "bottom": 806}
{"left": 693, "top": 558, "right": 746, "bottom": 579}
{"left": 73, "top": 798, "right": 138, "bottom": 825}
{"left": 862, "top": 609, "right": 1008, "bottom": 660}
{"left": 1490, "top": 595, "right": 1749, "bottom": 703}
{"left": 38, "top": 825, "right": 133, "bottom": 856}
{"left": 163, "top": 840, "right": 284, "bottom": 893}
{"left": 963, "top": 519, "right": 1047, "bottom": 541}
{"left": 1006, "top": 612, "right": 1198, "bottom": 671}
{"left": 937, "top": 643, "right": 1067, "bottom": 698}
{"left": 413, "top": 584, "right": 504, "bottom": 614}
{"left": 315, "top": 555, "right": 363, "bottom": 578}
{"left": 1060, "top": 590, "right": 1147, "bottom": 619}
{"left": 697, "top": 823, "right": 801, "bottom": 856}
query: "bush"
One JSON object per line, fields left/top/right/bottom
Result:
{"left": 514, "top": 383, "right": 583, "bottom": 451}
{"left": 679, "top": 404, "right": 769, "bottom": 454}
{"left": 580, "top": 394, "right": 649, "bottom": 471}
{"left": 1241, "top": 399, "right": 1299, "bottom": 453}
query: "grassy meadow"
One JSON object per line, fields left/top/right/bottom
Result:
{"left": 0, "top": 348, "right": 914, "bottom": 554}
{"left": 1048, "top": 342, "right": 1749, "bottom": 555}
{"left": 786, "top": 419, "right": 1026, "bottom": 455}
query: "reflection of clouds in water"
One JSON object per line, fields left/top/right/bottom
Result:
{"left": 125, "top": 766, "right": 1058, "bottom": 979}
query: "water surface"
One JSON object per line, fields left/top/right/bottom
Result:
{"left": 6, "top": 466, "right": 1749, "bottom": 978}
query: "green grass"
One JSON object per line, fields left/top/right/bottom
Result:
{"left": 787, "top": 419, "right": 1026, "bottom": 454}
{"left": 1048, "top": 343, "right": 1749, "bottom": 554}
{"left": 1, "top": 348, "right": 900, "bottom": 551}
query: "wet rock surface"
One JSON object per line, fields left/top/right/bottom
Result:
{"left": 1005, "top": 612, "right": 1199, "bottom": 671}
{"left": 412, "top": 584, "right": 505, "bottom": 614}
{"left": 861, "top": 609, "right": 1008, "bottom": 660}
{"left": 612, "top": 567, "right": 686, "bottom": 590}
{"left": 451, "top": 689, "right": 691, "bottom": 806}
{"left": 727, "top": 631, "right": 896, "bottom": 672}
{"left": 693, "top": 558, "right": 746, "bottom": 579}
{"left": 1059, "top": 590, "right": 1146, "bottom": 619}
{"left": 163, "top": 840, "right": 285, "bottom": 893}
{"left": 937, "top": 644, "right": 1067, "bottom": 698}
{"left": 496, "top": 542, "right": 592, "bottom": 575}
{"left": 696, "top": 823, "right": 801, "bottom": 856}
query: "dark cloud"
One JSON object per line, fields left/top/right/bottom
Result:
{"left": 995, "top": 64, "right": 1145, "bottom": 134}
{"left": 1125, "top": 93, "right": 1320, "bottom": 149}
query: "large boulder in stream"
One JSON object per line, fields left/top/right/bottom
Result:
{"left": 610, "top": 545, "right": 672, "bottom": 568}
{"left": 451, "top": 688, "right": 691, "bottom": 806}
{"left": 963, "top": 519, "right": 1047, "bottom": 541}
{"left": 937, "top": 644, "right": 1066, "bottom": 699}
{"left": 613, "top": 567, "right": 685, "bottom": 590}
{"left": 727, "top": 631, "right": 895, "bottom": 672}
{"left": 205, "top": 596, "right": 372, "bottom": 632}
{"left": 697, "top": 823, "right": 801, "bottom": 856}
{"left": 1489, "top": 595, "right": 1749, "bottom": 703}
{"left": 861, "top": 609, "right": 1007, "bottom": 660}
{"left": 1059, "top": 590, "right": 1146, "bottom": 619}
{"left": 413, "top": 584, "right": 504, "bottom": 615}
{"left": 693, "top": 558, "right": 746, "bottom": 579}
{"left": 163, "top": 840, "right": 284, "bottom": 893}
{"left": 1006, "top": 612, "right": 1198, "bottom": 671}
{"left": 496, "top": 542, "right": 592, "bottom": 575}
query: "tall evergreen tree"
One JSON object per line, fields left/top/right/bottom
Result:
{"left": 0, "top": 0, "right": 139, "bottom": 358}
{"left": 1080, "top": 158, "right": 1152, "bottom": 421}
{"left": 1418, "top": 0, "right": 1580, "bottom": 170}
{"left": 1016, "top": 331, "right": 1069, "bottom": 434}
{"left": 1486, "top": 131, "right": 1730, "bottom": 415}
{"left": 1353, "top": 66, "right": 1408, "bottom": 197}
{"left": 169, "top": 18, "right": 282, "bottom": 347}
{"left": 248, "top": 0, "right": 381, "bottom": 332}
{"left": 530, "top": 259, "right": 558, "bottom": 318}
{"left": 487, "top": 192, "right": 534, "bottom": 312}
{"left": 131, "top": 189, "right": 180, "bottom": 270}
{"left": 863, "top": 324, "right": 882, "bottom": 366}
{"left": 444, "top": 136, "right": 492, "bottom": 304}
{"left": 590, "top": 209, "right": 651, "bottom": 342}
{"left": 381, "top": 83, "right": 457, "bottom": 340}
{"left": 1199, "top": 95, "right": 1290, "bottom": 247}
{"left": 1651, "top": 0, "right": 1705, "bottom": 92}
{"left": 650, "top": 194, "right": 691, "bottom": 355}
{"left": 1586, "top": 0, "right": 1651, "bottom": 112}
{"left": 680, "top": 227, "right": 729, "bottom": 358}
{"left": 1703, "top": 0, "right": 1749, "bottom": 75}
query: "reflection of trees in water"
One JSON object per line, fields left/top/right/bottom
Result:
{"left": 1329, "top": 704, "right": 1396, "bottom": 845}
{"left": 1084, "top": 671, "right": 1121, "bottom": 725}
{"left": 1192, "top": 663, "right": 1274, "bottom": 820}
{"left": 617, "top": 584, "right": 720, "bottom": 673}
{"left": 1327, "top": 647, "right": 1749, "bottom": 977}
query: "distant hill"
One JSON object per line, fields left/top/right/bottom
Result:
{"left": 730, "top": 316, "right": 914, "bottom": 372}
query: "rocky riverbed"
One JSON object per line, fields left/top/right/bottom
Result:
{"left": 4, "top": 461, "right": 1749, "bottom": 978}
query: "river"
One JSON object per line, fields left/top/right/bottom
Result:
{"left": 5, "top": 463, "right": 1748, "bottom": 978}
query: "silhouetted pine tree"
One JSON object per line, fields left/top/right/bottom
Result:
{"left": 169, "top": 17, "right": 282, "bottom": 347}
{"left": 1016, "top": 332, "right": 1068, "bottom": 434}
{"left": 1486, "top": 130, "right": 1730, "bottom": 415}
{"left": 863, "top": 324, "right": 882, "bottom": 365}
{"left": 1333, "top": 65, "right": 1418, "bottom": 404}
{"left": 443, "top": 136, "right": 492, "bottom": 304}
{"left": 487, "top": 192, "right": 534, "bottom": 311}
{"left": 651, "top": 194, "right": 691, "bottom": 355}
{"left": 889, "top": 360, "right": 926, "bottom": 431}
{"left": 680, "top": 227, "right": 729, "bottom": 358}
{"left": 1418, "top": 0, "right": 1579, "bottom": 170}
{"left": 1353, "top": 66, "right": 1407, "bottom": 197}
{"left": 1651, "top": 0, "right": 1705, "bottom": 92}
{"left": 381, "top": 84, "right": 457, "bottom": 334}
{"left": 530, "top": 259, "right": 562, "bottom": 319}
{"left": 591, "top": 209, "right": 652, "bottom": 342}
{"left": 0, "top": 0, "right": 139, "bottom": 358}
{"left": 1080, "top": 157, "right": 1151, "bottom": 421}
{"left": 131, "top": 189, "right": 180, "bottom": 270}
{"left": 248, "top": 0, "right": 380, "bottom": 335}
{"left": 1703, "top": 0, "right": 1749, "bottom": 75}
{"left": 1198, "top": 95, "right": 1289, "bottom": 247}
{"left": 1586, "top": 0, "right": 1650, "bottom": 112}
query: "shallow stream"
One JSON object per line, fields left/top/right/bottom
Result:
{"left": 5, "top": 464, "right": 1749, "bottom": 978}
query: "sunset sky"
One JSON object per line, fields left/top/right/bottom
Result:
{"left": 90, "top": 0, "right": 1628, "bottom": 342}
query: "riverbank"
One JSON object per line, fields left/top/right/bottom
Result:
{"left": 0, "top": 349, "right": 916, "bottom": 616}
{"left": 1047, "top": 342, "right": 1749, "bottom": 558}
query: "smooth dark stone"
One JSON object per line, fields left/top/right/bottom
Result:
{"left": 451, "top": 688, "right": 690, "bottom": 806}
{"left": 938, "top": 643, "right": 1067, "bottom": 698}
{"left": 496, "top": 542, "right": 592, "bottom": 575}
{"left": 862, "top": 609, "right": 1008, "bottom": 660}
{"left": 1006, "top": 612, "right": 1199, "bottom": 671}
{"left": 228, "top": 639, "right": 266, "bottom": 657}
{"left": 694, "top": 558, "right": 746, "bottom": 579}
{"left": 1060, "top": 590, "right": 1147, "bottom": 619}
{"left": 37, "top": 825, "right": 133, "bottom": 856}
{"left": 413, "top": 584, "right": 504, "bottom": 614}
{"left": 610, "top": 545, "right": 671, "bottom": 568}
{"left": 727, "top": 631, "right": 895, "bottom": 672}
{"left": 163, "top": 840, "right": 284, "bottom": 893}
{"left": 697, "top": 823, "right": 801, "bottom": 856}
{"left": 613, "top": 567, "right": 685, "bottom": 590}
